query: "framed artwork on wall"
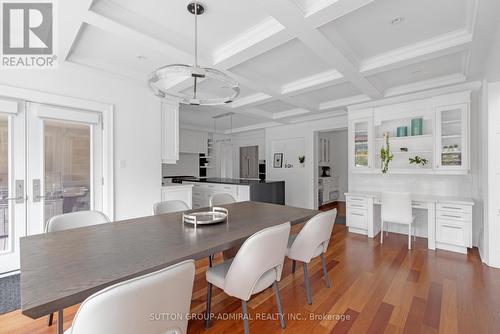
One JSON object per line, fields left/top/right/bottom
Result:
{"left": 273, "top": 153, "right": 283, "bottom": 168}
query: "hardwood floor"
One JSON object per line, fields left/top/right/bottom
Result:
{"left": 319, "top": 201, "right": 346, "bottom": 216}
{"left": 1, "top": 224, "right": 500, "bottom": 334}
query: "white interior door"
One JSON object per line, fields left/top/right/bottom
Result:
{"left": 0, "top": 101, "right": 26, "bottom": 274}
{"left": 26, "top": 103, "right": 103, "bottom": 236}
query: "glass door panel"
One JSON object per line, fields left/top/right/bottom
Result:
{"left": 352, "top": 120, "right": 371, "bottom": 169}
{"left": 436, "top": 104, "right": 467, "bottom": 170}
{"left": 44, "top": 121, "right": 91, "bottom": 225}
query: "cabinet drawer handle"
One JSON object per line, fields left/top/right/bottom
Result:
{"left": 350, "top": 198, "right": 364, "bottom": 202}
{"left": 441, "top": 224, "right": 462, "bottom": 230}
{"left": 351, "top": 212, "right": 365, "bottom": 217}
{"left": 441, "top": 206, "right": 462, "bottom": 210}
{"left": 442, "top": 214, "right": 462, "bottom": 219}
{"left": 350, "top": 204, "right": 365, "bottom": 208}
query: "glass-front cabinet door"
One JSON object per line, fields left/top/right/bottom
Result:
{"left": 435, "top": 104, "right": 468, "bottom": 171}
{"left": 350, "top": 117, "right": 372, "bottom": 171}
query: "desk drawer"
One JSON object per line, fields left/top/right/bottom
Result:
{"left": 436, "top": 211, "right": 469, "bottom": 222}
{"left": 346, "top": 196, "right": 368, "bottom": 209}
{"left": 347, "top": 208, "right": 368, "bottom": 229}
{"left": 436, "top": 219, "right": 470, "bottom": 247}
{"left": 436, "top": 203, "right": 471, "bottom": 214}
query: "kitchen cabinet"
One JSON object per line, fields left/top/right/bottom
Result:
{"left": 319, "top": 138, "right": 330, "bottom": 164}
{"left": 161, "top": 185, "right": 193, "bottom": 209}
{"left": 435, "top": 202, "right": 472, "bottom": 254}
{"left": 180, "top": 129, "right": 208, "bottom": 154}
{"left": 161, "top": 100, "right": 179, "bottom": 164}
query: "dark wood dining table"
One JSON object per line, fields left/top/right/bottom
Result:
{"left": 20, "top": 201, "right": 319, "bottom": 333}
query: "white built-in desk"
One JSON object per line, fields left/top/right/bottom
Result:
{"left": 345, "top": 191, "right": 474, "bottom": 254}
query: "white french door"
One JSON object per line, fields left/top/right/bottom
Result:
{"left": 0, "top": 101, "right": 105, "bottom": 273}
{"left": 0, "top": 102, "right": 26, "bottom": 274}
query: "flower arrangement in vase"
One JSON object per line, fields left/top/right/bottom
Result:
{"left": 380, "top": 132, "right": 393, "bottom": 174}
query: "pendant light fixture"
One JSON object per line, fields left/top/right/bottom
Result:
{"left": 149, "top": 2, "right": 240, "bottom": 106}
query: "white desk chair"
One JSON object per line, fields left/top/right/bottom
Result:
{"left": 204, "top": 222, "right": 291, "bottom": 334}
{"left": 287, "top": 209, "right": 337, "bottom": 305}
{"left": 45, "top": 210, "right": 110, "bottom": 328}
{"left": 153, "top": 200, "right": 189, "bottom": 215}
{"left": 380, "top": 192, "right": 416, "bottom": 250}
{"left": 209, "top": 193, "right": 236, "bottom": 207}
{"left": 65, "top": 260, "right": 195, "bottom": 334}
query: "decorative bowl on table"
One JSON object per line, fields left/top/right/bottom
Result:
{"left": 183, "top": 207, "right": 228, "bottom": 226}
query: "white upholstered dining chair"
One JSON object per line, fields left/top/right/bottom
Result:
{"left": 64, "top": 259, "right": 195, "bottom": 334}
{"left": 209, "top": 193, "right": 236, "bottom": 207}
{"left": 380, "top": 192, "right": 416, "bottom": 250}
{"left": 287, "top": 209, "right": 337, "bottom": 305}
{"left": 204, "top": 222, "right": 291, "bottom": 334}
{"left": 153, "top": 200, "right": 189, "bottom": 215}
{"left": 45, "top": 210, "right": 110, "bottom": 327}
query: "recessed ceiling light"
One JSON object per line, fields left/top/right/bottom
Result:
{"left": 390, "top": 16, "right": 404, "bottom": 25}
{"left": 137, "top": 55, "right": 147, "bottom": 60}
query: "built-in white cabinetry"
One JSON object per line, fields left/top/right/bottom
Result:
{"left": 161, "top": 100, "right": 179, "bottom": 164}
{"left": 435, "top": 103, "right": 468, "bottom": 172}
{"left": 179, "top": 129, "right": 208, "bottom": 154}
{"left": 183, "top": 182, "right": 250, "bottom": 209}
{"left": 161, "top": 185, "right": 193, "bottom": 209}
{"left": 435, "top": 203, "right": 472, "bottom": 254}
{"left": 348, "top": 91, "right": 470, "bottom": 174}
{"left": 348, "top": 110, "right": 373, "bottom": 172}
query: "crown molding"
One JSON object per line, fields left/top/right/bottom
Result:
{"left": 360, "top": 29, "right": 473, "bottom": 74}
{"left": 281, "top": 70, "right": 344, "bottom": 95}
{"left": 384, "top": 73, "right": 467, "bottom": 97}
{"left": 230, "top": 92, "right": 274, "bottom": 108}
{"left": 319, "top": 94, "right": 370, "bottom": 110}
{"left": 223, "top": 121, "right": 283, "bottom": 134}
{"left": 213, "top": 17, "right": 285, "bottom": 65}
{"left": 289, "top": 110, "right": 347, "bottom": 123}
{"left": 349, "top": 81, "right": 481, "bottom": 111}
{"left": 273, "top": 108, "right": 311, "bottom": 119}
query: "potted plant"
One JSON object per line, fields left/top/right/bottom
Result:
{"left": 298, "top": 155, "right": 305, "bottom": 167}
{"left": 409, "top": 156, "right": 429, "bottom": 167}
{"left": 380, "top": 132, "right": 393, "bottom": 174}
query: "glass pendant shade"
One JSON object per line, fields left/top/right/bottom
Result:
{"left": 148, "top": 2, "right": 240, "bottom": 106}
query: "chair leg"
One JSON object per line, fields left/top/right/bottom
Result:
{"left": 208, "top": 255, "right": 213, "bottom": 267}
{"left": 241, "top": 300, "right": 250, "bottom": 334}
{"left": 205, "top": 282, "right": 212, "bottom": 329}
{"left": 57, "top": 309, "right": 63, "bottom": 334}
{"left": 302, "top": 262, "right": 313, "bottom": 305}
{"left": 380, "top": 220, "right": 384, "bottom": 244}
{"left": 291, "top": 260, "right": 296, "bottom": 273}
{"left": 320, "top": 253, "right": 331, "bottom": 288}
{"left": 47, "top": 313, "right": 53, "bottom": 326}
{"left": 408, "top": 224, "right": 412, "bottom": 250}
{"left": 273, "top": 281, "right": 286, "bottom": 329}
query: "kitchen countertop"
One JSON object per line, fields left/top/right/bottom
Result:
{"left": 162, "top": 184, "right": 193, "bottom": 188}
{"left": 181, "top": 177, "right": 284, "bottom": 186}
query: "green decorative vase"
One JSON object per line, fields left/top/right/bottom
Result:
{"left": 397, "top": 126, "right": 408, "bottom": 137}
{"left": 411, "top": 118, "right": 423, "bottom": 136}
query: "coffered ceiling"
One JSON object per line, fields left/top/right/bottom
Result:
{"left": 60, "top": 0, "right": 499, "bottom": 132}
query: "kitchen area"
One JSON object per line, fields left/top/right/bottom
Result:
{"left": 161, "top": 127, "right": 284, "bottom": 210}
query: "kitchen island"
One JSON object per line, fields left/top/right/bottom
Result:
{"left": 182, "top": 178, "right": 285, "bottom": 208}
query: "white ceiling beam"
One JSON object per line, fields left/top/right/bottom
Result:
{"left": 83, "top": 11, "right": 199, "bottom": 64}
{"left": 229, "top": 93, "right": 274, "bottom": 108}
{"left": 255, "top": 0, "right": 382, "bottom": 99}
{"left": 223, "top": 122, "right": 283, "bottom": 134}
{"left": 281, "top": 69, "right": 344, "bottom": 95}
{"left": 384, "top": 73, "right": 466, "bottom": 98}
{"left": 60, "top": 0, "right": 94, "bottom": 61}
{"left": 360, "top": 30, "right": 473, "bottom": 75}
{"left": 289, "top": 110, "right": 347, "bottom": 123}
{"left": 319, "top": 94, "right": 370, "bottom": 111}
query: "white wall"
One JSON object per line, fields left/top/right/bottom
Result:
{"left": 0, "top": 64, "right": 162, "bottom": 220}
{"left": 266, "top": 115, "right": 348, "bottom": 208}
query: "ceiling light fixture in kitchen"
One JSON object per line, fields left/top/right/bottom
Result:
{"left": 149, "top": 2, "right": 240, "bottom": 106}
